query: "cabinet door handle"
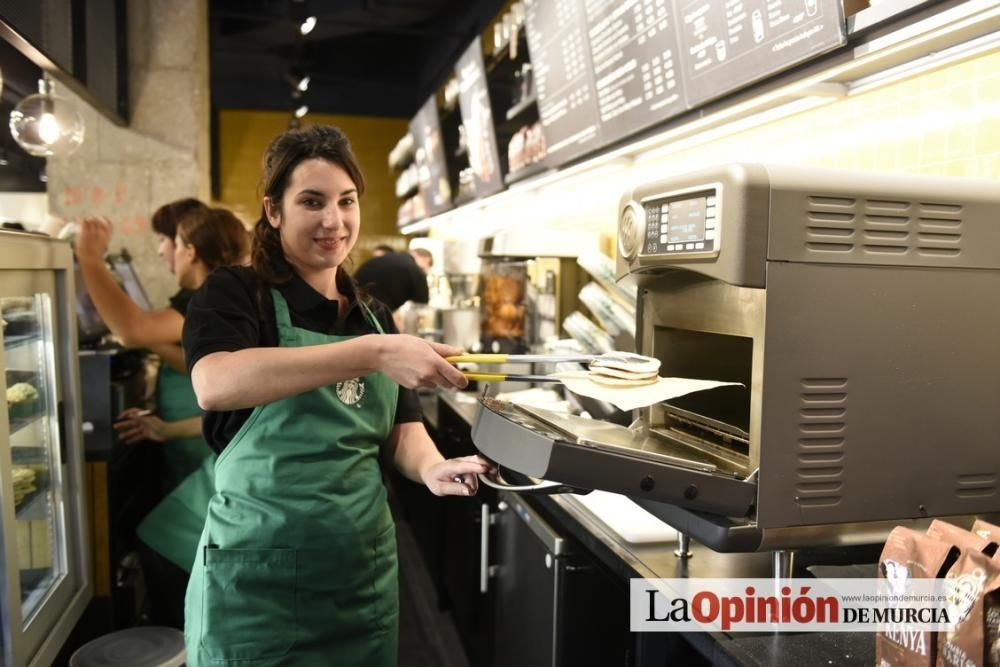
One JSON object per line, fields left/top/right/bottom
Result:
{"left": 480, "top": 502, "right": 500, "bottom": 593}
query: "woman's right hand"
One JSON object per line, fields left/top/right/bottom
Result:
{"left": 73, "top": 216, "right": 114, "bottom": 264}
{"left": 376, "top": 335, "right": 469, "bottom": 390}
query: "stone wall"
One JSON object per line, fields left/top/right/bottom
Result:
{"left": 46, "top": 0, "right": 210, "bottom": 308}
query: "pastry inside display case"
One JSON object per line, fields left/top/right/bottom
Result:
{"left": 481, "top": 261, "right": 527, "bottom": 353}
{"left": 1, "top": 297, "right": 38, "bottom": 341}
{"left": 1, "top": 290, "right": 63, "bottom": 624}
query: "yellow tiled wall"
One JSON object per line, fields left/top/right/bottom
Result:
{"left": 216, "top": 111, "right": 409, "bottom": 255}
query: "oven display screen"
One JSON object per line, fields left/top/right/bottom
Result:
{"left": 667, "top": 197, "right": 707, "bottom": 244}
{"left": 642, "top": 189, "right": 718, "bottom": 256}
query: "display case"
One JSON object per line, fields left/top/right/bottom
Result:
{"left": 0, "top": 231, "right": 91, "bottom": 666}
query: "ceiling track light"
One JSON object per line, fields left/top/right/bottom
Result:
{"left": 300, "top": 16, "right": 317, "bottom": 35}
{"left": 286, "top": 67, "right": 310, "bottom": 97}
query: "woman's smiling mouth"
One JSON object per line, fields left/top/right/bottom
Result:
{"left": 314, "top": 236, "right": 345, "bottom": 251}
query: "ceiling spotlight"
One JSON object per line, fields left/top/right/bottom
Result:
{"left": 286, "top": 68, "right": 310, "bottom": 97}
{"left": 294, "top": 105, "right": 309, "bottom": 119}
{"left": 9, "top": 77, "right": 85, "bottom": 157}
{"left": 300, "top": 16, "right": 317, "bottom": 35}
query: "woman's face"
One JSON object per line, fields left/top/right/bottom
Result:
{"left": 173, "top": 234, "right": 198, "bottom": 290}
{"left": 266, "top": 158, "right": 360, "bottom": 276}
{"left": 157, "top": 234, "right": 177, "bottom": 273}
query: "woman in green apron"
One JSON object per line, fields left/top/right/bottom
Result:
{"left": 182, "top": 125, "right": 489, "bottom": 666}
{"left": 74, "top": 203, "right": 249, "bottom": 625}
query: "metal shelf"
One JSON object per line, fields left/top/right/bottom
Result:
{"left": 3, "top": 332, "right": 40, "bottom": 352}
{"left": 15, "top": 485, "right": 50, "bottom": 522}
{"left": 8, "top": 411, "right": 45, "bottom": 437}
{"left": 505, "top": 95, "right": 537, "bottom": 122}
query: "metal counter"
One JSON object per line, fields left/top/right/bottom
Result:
{"left": 427, "top": 389, "right": 876, "bottom": 667}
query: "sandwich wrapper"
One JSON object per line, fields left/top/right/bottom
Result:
{"left": 553, "top": 370, "right": 741, "bottom": 411}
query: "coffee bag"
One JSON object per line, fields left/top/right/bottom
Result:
{"left": 928, "top": 520, "right": 997, "bottom": 557}
{"left": 936, "top": 549, "right": 1000, "bottom": 667}
{"left": 972, "top": 520, "right": 1000, "bottom": 549}
{"left": 877, "top": 527, "right": 959, "bottom": 666}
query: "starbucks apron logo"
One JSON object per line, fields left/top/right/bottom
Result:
{"left": 336, "top": 378, "right": 366, "bottom": 407}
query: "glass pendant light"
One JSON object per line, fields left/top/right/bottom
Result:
{"left": 9, "top": 77, "right": 85, "bottom": 157}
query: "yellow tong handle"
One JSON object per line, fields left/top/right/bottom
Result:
{"left": 446, "top": 354, "right": 510, "bottom": 364}
{"left": 462, "top": 372, "right": 509, "bottom": 381}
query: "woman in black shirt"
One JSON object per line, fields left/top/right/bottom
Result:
{"left": 181, "top": 125, "right": 488, "bottom": 666}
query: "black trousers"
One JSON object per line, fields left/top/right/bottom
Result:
{"left": 135, "top": 539, "right": 189, "bottom": 630}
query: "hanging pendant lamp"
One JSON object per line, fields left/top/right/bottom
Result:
{"left": 10, "top": 76, "right": 85, "bottom": 157}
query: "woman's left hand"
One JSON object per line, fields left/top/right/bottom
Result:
{"left": 114, "top": 409, "right": 171, "bottom": 445}
{"left": 422, "top": 455, "right": 495, "bottom": 497}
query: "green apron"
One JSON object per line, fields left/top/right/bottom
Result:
{"left": 184, "top": 288, "right": 400, "bottom": 667}
{"left": 135, "top": 361, "right": 216, "bottom": 572}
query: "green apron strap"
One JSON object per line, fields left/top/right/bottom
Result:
{"left": 358, "top": 299, "right": 386, "bottom": 334}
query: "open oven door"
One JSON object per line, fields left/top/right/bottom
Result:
{"left": 471, "top": 398, "right": 756, "bottom": 518}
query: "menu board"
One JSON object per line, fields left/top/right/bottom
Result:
{"left": 523, "top": 0, "right": 603, "bottom": 165}
{"left": 674, "top": 0, "right": 845, "bottom": 106}
{"left": 409, "top": 95, "right": 452, "bottom": 216}
{"left": 583, "top": 0, "right": 687, "bottom": 146}
{"left": 456, "top": 36, "right": 504, "bottom": 198}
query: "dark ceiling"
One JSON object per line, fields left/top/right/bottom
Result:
{"left": 210, "top": 0, "right": 507, "bottom": 119}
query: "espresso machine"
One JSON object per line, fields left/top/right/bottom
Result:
{"left": 470, "top": 163, "right": 1000, "bottom": 569}
{"left": 436, "top": 239, "right": 481, "bottom": 350}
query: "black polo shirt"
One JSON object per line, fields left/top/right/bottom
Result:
{"left": 183, "top": 265, "right": 423, "bottom": 454}
{"left": 353, "top": 252, "right": 429, "bottom": 311}
{"left": 168, "top": 289, "right": 192, "bottom": 316}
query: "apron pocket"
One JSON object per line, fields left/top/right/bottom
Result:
{"left": 371, "top": 524, "right": 399, "bottom": 634}
{"left": 201, "top": 547, "right": 297, "bottom": 660}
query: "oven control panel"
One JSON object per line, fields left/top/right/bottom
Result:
{"left": 640, "top": 190, "right": 719, "bottom": 257}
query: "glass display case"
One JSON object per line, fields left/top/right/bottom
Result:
{"left": 0, "top": 230, "right": 90, "bottom": 666}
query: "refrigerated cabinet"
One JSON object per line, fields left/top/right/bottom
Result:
{"left": 1, "top": 231, "right": 91, "bottom": 666}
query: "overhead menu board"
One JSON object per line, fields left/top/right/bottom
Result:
{"left": 456, "top": 36, "right": 504, "bottom": 199}
{"left": 583, "top": 0, "right": 687, "bottom": 146}
{"left": 674, "top": 0, "right": 846, "bottom": 107}
{"left": 409, "top": 95, "right": 452, "bottom": 216}
{"left": 523, "top": 0, "right": 603, "bottom": 166}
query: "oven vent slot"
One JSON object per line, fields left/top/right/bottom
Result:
{"left": 803, "top": 197, "right": 963, "bottom": 260}
{"left": 796, "top": 378, "right": 847, "bottom": 507}
{"left": 955, "top": 472, "right": 997, "bottom": 499}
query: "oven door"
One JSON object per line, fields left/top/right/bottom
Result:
{"left": 471, "top": 398, "right": 756, "bottom": 518}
